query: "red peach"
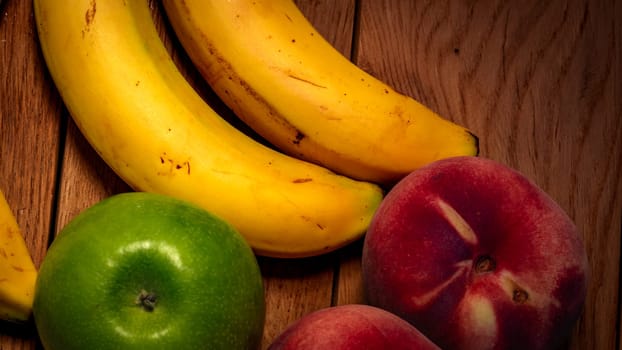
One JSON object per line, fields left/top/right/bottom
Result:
{"left": 268, "top": 304, "right": 440, "bottom": 350}
{"left": 362, "top": 156, "right": 589, "bottom": 350}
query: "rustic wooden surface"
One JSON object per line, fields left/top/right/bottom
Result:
{"left": 1, "top": 0, "right": 620, "bottom": 349}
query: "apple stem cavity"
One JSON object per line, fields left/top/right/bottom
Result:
{"left": 513, "top": 289, "right": 529, "bottom": 304}
{"left": 474, "top": 255, "right": 496, "bottom": 274}
{"left": 136, "top": 289, "right": 157, "bottom": 312}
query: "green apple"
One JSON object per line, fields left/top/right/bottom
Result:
{"left": 33, "top": 192, "right": 265, "bottom": 350}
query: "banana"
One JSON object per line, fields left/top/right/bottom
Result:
{"left": 34, "top": 0, "right": 383, "bottom": 258}
{"left": 161, "top": 0, "right": 479, "bottom": 184}
{"left": 0, "top": 189, "right": 37, "bottom": 322}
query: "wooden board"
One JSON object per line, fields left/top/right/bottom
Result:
{"left": 1, "top": 0, "right": 620, "bottom": 349}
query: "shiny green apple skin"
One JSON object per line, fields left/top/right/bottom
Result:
{"left": 33, "top": 192, "right": 265, "bottom": 350}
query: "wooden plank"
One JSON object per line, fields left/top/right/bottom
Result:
{"left": 616, "top": 3, "right": 622, "bottom": 350}
{"left": 353, "top": 0, "right": 621, "bottom": 349}
{"left": 0, "top": 0, "right": 60, "bottom": 273}
{"left": 0, "top": 0, "right": 61, "bottom": 348}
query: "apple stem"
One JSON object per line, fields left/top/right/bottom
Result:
{"left": 513, "top": 289, "right": 529, "bottom": 303}
{"left": 474, "top": 255, "right": 496, "bottom": 273}
{"left": 136, "top": 289, "right": 157, "bottom": 311}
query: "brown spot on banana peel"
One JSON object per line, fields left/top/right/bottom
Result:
{"left": 300, "top": 215, "right": 325, "bottom": 230}
{"left": 158, "top": 152, "right": 191, "bottom": 175}
{"left": 287, "top": 74, "right": 327, "bottom": 88}
{"left": 293, "top": 131, "right": 305, "bottom": 145}
{"left": 81, "top": 0, "right": 96, "bottom": 38}
{"left": 84, "top": 0, "right": 96, "bottom": 27}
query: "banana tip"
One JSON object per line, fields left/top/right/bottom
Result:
{"left": 467, "top": 130, "right": 480, "bottom": 156}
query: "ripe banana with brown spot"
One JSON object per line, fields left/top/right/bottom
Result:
{"left": 34, "top": 0, "right": 383, "bottom": 258}
{"left": 0, "top": 189, "right": 37, "bottom": 322}
{"left": 162, "top": 0, "right": 479, "bottom": 184}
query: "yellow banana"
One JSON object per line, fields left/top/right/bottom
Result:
{"left": 161, "top": 0, "right": 479, "bottom": 184}
{"left": 34, "top": 0, "right": 383, "bottom": 258}
{"left": 0, "top": 189, "right": 37, "bottom": 322}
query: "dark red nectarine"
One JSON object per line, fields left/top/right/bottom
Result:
{"left": 268, "top": 304, "right": 440, "bottom": 350}
{"left": 362, "top": 156, "right": 588, "bottom": 350}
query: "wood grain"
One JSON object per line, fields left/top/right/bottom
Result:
{"left": 0, "top": 0, "right": 620, "bottom": 349}
{"left": 355, "top": 1, "right": 621, "bottom": 349}
{"left": 1, "top": 0, "right": 59, "bottom": 348}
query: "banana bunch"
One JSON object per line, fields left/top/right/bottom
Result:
{"left": 0, "top": 189, "right": 37, "bottom": 322}
{"left": 162, "top": 0, "right": 479, "bottom": 184}
{"left": 33, "top": 0, "right": 383, "bottom": 258}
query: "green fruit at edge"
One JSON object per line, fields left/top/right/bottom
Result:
{"left": 33, "top": 192, "right": 265, "bottom": 350}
